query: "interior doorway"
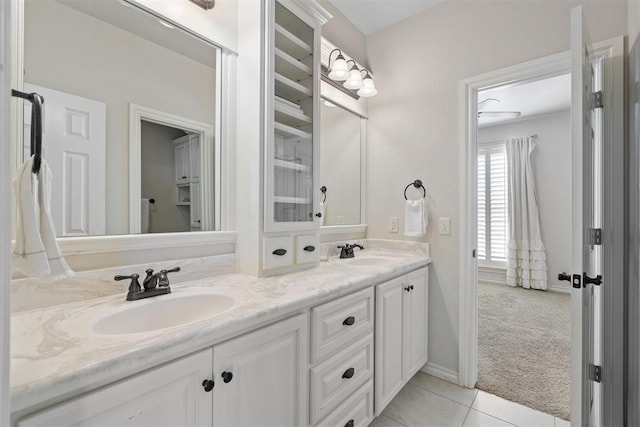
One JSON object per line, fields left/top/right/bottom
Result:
{"left": 474, "top": 74, "right": 572, "bottom": 420}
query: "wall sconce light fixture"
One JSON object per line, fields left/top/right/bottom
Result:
{"left": 189, "top": 0, "right": 215, "bottom": 10}
{"left": 326, "top": 49, "right": 377, "bottom": 97}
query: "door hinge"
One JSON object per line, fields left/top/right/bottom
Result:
{"left": 589, "top": 228, "right": 602, "bottom": 246}
{"left": 592, "top": 91, "right": 604, "bottom": 109}
{"left": 589, "top": 364, "right": 602, "bottom": 383}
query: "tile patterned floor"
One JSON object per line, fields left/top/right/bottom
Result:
{"left": 370, "top": 372, "right": 569, "bottom": 427}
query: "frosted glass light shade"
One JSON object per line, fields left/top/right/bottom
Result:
{"left": 328, "top": 55, "right": 349, "bottom": 81}
{"left": 357, "top": 76, "right": 377, "bottom": 97}
{"left": 343, "top": 68, "right": 363, "bottom": 90}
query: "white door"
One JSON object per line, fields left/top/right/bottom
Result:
{"left": 212, "top": 314, "right": 308, "bottom": 427}
{"left": 23, "top": 83, "right": 106, "bottom": 237}
{"left": 17, "top": 349, "right": 213, "bottom": 427}
{"left": 570, "top": 6, "right": 603, "bottom": 426}
{"left": 374, "top": 276, "right": 404, "bottom": 415}
{"left": 189, "top": 134, "right": 201, "bottom": 183}
{"left": 174, "top": 141, "right": 190, "bottom": 184}
{"left": 191, "top": 182, "right": 202, "bottom": 229}
{"left": 403, "top": 267, "right": 429, "bottom": 380}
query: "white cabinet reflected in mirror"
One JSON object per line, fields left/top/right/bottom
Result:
{"left": 319, "top": 97, "right": 365, "bottom": 227}
{"left": 15, "top": 0, "right": 220, "bottom": 237}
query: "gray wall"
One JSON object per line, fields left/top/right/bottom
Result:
{"left": 365, "top": 0, "right": 627, "bottom": 375}
{"left": 140, "top": 122, "right": 190, "bottom": 234}
{"left": 478, "top": 111, "right": 572, "bottom": 293}
{"left": 628, "top": 0, "right": 640, "bottom": 424}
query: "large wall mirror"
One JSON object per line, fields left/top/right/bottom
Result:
{"left": 319, "top": 96, "right": 366, "bottom": 227}
{"left": 13, "top": 0, "right": 221, "bottom": 238}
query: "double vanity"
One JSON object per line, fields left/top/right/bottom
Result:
{"left": 10, "top": 242, "right": 431, "bottom": 426}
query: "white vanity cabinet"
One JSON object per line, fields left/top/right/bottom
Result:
{"left": 17, "top": 349, "right": 214, "bottom": 427}
{"left": 174, "top": 139, "right": 191, "bottom": 185}
{"left": 212, "top": 313, "right": 308, "bottom": 427}
{"left": 375, "top": 266, "right": 429, "bottom": 415}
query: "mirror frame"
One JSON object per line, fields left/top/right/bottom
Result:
{"left": 9, "top": 0, "right": 238, "bottom": 268}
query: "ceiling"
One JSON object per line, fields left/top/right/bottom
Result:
{"left": 478, "top": 73, "right": 571, "bottom": 128}
{"left": 327, "top": 0, "right": 445, "bottom": 35}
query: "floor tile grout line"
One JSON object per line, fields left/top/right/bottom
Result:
{"left": 460, "top": 406, "right": 472, "bottom": 426}
{"left": 408, "top": 379, "right": 478, "bottom": 408}
{"left": 379, "top": 410, "right": 407, "bottom": 426}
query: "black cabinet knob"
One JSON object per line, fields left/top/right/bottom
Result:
{"left": 272, "top": 249, "right": 287, "bottom": 256}
{"left": 315, "top": 212, "right": 322, "bottom": 218}
{"left": 342, "top": 367, "right": 355, "bottom": 379}
{"left": 343, "top": 316, "right": 355, "bottom": 326}
{"left": 404, "top": 286, "right": 411, "bottom": 292}
{"left": 558, "top": 272, "right": 571, "bottom": 282}
{"left": 202, "top": 379, "right": 214, "bottom": 392}
{"left": 303, "top": 245, "right": 316, "bottom": 252}
{"left": 345, "top": 420, "right": 354, "bottom": 427}
{"left": 410, "top": 285, "right": 414, "bottom": 290}
{"left": 221, "top": 371, "right": 233, "bottom": 383}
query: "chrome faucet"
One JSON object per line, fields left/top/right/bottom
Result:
{"left": 338, "top": 243, "right": 364, "bottom": 259}
{"left": 115, "top": 266, "right": 180, "bottom": 301}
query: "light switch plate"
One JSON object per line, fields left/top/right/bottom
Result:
{"left": 389, "top": 217, "right": 398, "bottom": 233}
{"left": 439, "top": 217, "right": 451, "bottom": 235}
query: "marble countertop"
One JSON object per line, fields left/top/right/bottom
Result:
{"left": 11, "top": 247, "right": 431, "bottom": 415}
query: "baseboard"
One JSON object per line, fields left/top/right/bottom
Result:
{"left": 548, "top": 284, "right": 571, "bottom": 294}
{"left": 420, "top": 362, "right": 459, "bottom": 384}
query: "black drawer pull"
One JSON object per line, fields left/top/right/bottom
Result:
{"left": 345, "top": 420, "right": 354, "bottom": 427}
{"left": 342, "top": 367, "right": 355, "bottom": 379}
{"left": 221, "top": 371, "right": 233, "bottom": 383}
{"left": 272, "top": 249, "right": 287, "bottom": 256}
{"left": 343, "top": 316, "right": 355, "bottom": 326}
{"left": 202, "top": 378, "right": 214, "bottom": 392}
{"left": 303, "top": 245, "right": 316, "bottom": 252}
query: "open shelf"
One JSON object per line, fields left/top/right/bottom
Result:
{"left": 274, "top": 158, "right": 311, "bottom": 172}
{"left": 275, "top": 98, "right": 311, "bottom": 129}
{"left": 275, "top": 73, "right": 312, "bottom": 103}
{"left": 275, "top": 48, "right": 312, "bottom": 82}
{"left": 275, "top": 23, "right": 312, "bottom": 60}
{"left": 275, "top": 121, "right": 311, "bottom": 139}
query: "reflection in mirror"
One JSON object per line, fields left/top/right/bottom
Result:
{"left": 18, "top": 0, "right": 218, "bottom": 237}
{"left": 319, "top": 99, "right": 362, "bottom": 226}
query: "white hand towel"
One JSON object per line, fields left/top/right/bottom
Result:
{"left": 404, "top": 198, "right": 428, "bottom": 237}
{"left": 12, "top": 157, "right": 73, "bottom": 279}
{"left": 319, "top": 201, "right": 326, "bottom": 226}
{"left": 141, "top": 198, "right": 150, "bottom": 234}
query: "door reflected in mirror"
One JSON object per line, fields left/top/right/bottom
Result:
{"left": 17, "top": 0, "right": 219, "bottom": 237}
{"left": 320, "top": 99, "right": 363, "bottom": 226}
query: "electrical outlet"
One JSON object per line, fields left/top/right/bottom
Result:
{"left": 389, "top": 217, "right": 398, "bottom": 233}
{"left": 439, "top": 217, "right": 451, "bottom": 235}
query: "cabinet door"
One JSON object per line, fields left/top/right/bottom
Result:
{"left": 17, "top": 349, "right": 213, "bottom": 427}
{"left": 212, "top": 314, "right": 308, "bottom": 427}
{"left": 374, "top": 277, "right": 405, "bottom": 415}
{"left": 190, "top": 182, "right": 202, "bottom": 229}
{"left": 189, "top": 135, "right": 201, "bottom": 183}
{"left": 403, "top": 267, "right": 429, "bottom": 380}
{"left": 175, "top": 142, "right": 190, "bottom": 184}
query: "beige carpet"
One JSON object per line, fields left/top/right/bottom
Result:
{"left": 477, "top": 281, "right": 571, "bottom": 420}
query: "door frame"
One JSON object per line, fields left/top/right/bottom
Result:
{"left": 129, "top": 104, "right": 217, "bottom": 234}
{"left": 458, "top": 36, "right": 624, "bottom": 423}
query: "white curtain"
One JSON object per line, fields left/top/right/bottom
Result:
{"left": 505, "top": 137, "right": 548, "bottom": 290}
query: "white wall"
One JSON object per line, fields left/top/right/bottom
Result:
{"left": 317, "top": 0, "right": 368, "bottom": 68}
{"left": 140, "top": 122, "right": 191, "bottom": 233}
{"left": 24, "top": 0, "right": 216, "bottom": 235}
{"left": 478, "top": 111, "right": 572, "bottom": 293}
{"left": 365, "top": 0, "right": 627, "bottom": 375}
{"left": 320, "top": 103, "right": 362, "bottom": 225}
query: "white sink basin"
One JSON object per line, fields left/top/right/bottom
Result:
{"left": 340, "top": 255, "right": 395, "bottom": 266}
{"left": 93, "top": 291, "right": 239, "bottom": 335}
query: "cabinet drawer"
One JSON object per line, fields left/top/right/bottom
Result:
{"left": 263, "top": 236, "right": 293, "bottom": 270}
{"left": 316, "top": 380, "right": 374, "bottom": 427}
{"left": 311, "top": 287, "right": 374, "bottom": 363}
{"left": 296, "top": 234, "right": 320, "bottom": 264}
{"left": 310, "top": 334, "right": 373, "bottom": 424}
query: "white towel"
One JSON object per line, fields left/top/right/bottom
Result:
{"left": 404, "top": 198, "right": 428, "bottom": 237}
{"left": 141, "top": 198, "right": 150, "bottom": 234}
{"left": 319, "top": 201, "right": 326, "bottom": 226}
{"left": 12, "top": 157, "right": 73, "bottom": 279}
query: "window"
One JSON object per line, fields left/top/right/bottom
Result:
{"left": 477, "top": 142, "right": 509, "bottom": 266}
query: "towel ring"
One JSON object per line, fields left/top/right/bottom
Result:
{"left": 320, "top": 186, "right": 327, "bottom": 203}
{"left": 404, "top": 179, "right": 426, "bottom": 200}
